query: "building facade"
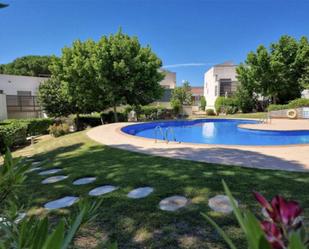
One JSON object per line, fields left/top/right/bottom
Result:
{"left": 0, "top": 74, "right": 48, "bottom": 120}
{"left": 204, "top": 62, "right": 238, "bottom": 110}
{"left": 153, "top": 69, "right": 176, "bottom": 107}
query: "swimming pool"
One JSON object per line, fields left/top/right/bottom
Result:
{"left": 121, "top": 119, "right": 309, "bottom": 146}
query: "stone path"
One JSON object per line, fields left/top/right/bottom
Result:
{"left": 32, "top": 158, "right": 236, "bottom": 214}
{"left": 88, "top": 185, "right": 118, "bottom": 196}
{"left": 73, "top": 177, "right": 96, "bottom": 185}
{"left": 127, "top": 187, "right": 153, "bottom": 199}
{"left": 41, "top": 175, "right": 68, "bottom": 184}
{"left": 208, "top": 195, "right": 237, "bottom": 214}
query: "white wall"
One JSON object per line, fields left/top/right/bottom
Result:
{"left": 159, "top": 70, "right": 176, "bottom": 89}
{"left": 204, "top": 64, "right": 237, "bottom": 110}
{"left": 0, "top": 94, "right": 7, "bottom": 120}
{"left": 0, "top": 74, "right": 49, "bottom": 95}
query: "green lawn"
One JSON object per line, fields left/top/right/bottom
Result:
{"left": 191, "top": 112, "right": 267, "bottom": 120}
{"left": 11, "top": 131, "right": 309, "bottom": 249}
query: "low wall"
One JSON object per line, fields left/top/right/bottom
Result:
{"left": 270, "top": 107, "right": 309, "bottom": 119}
{"left": 0, "top": 94, "right": 7, "bottom": 120}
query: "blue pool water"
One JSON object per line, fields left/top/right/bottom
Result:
{"left": 121, "top": 119, "right": 309, "bottom": 146}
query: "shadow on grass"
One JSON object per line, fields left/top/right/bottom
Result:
{"left": 22, "top": 136, "right": 309, "bottom": 249}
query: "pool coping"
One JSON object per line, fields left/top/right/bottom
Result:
{"left": 87, "top": 120, "right": 309, "bottom": 172}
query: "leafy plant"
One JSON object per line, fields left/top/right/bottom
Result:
{"left": 202, "top": 180, "right": 308, "bottom": 249}
{"left": 0, "top": 148, "right": 29, "bottom": 206}
{"left": 206, "top": 109, "right": 216, "bottom": 116}
{"left": 48, "top": 123, "right": 70, "bottom": 137}
{"left": 200, "top": 96, "right": 206, "bottom": 111}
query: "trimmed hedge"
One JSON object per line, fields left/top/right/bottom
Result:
{"left": 206, "top": 109, "right": 216, "bottom": 116}
{"left": 0, "top": 121, "right": 28, "bottom": 153}
{"left": 268, "top": 98, "right": 309, "bottom": 111}
{"left": 215, "top": 97, "right": 238, "bottom": 114}
{"left": 124, "top": 105, "right": 173, "bottom": 121}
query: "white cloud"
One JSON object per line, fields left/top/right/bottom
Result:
{"left": 163, "top": 62, "right": 215, "bottom": 68}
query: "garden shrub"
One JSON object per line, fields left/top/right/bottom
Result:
{"left": 215, "top": 97, "right": 238, "bottom": 114}
{"left": 48, "top": 123, "right": 70, "bottom": 137}
{"left": 23, "top": 118, "right": 54, "bottom": 135}
{"left": 288, "top": 98, "right": 309, "bottom": 108}
{"left": 206, "top": 109, "right": 216, "bottom": 116}
{"left": 268, "top": 104, "right": 289, "bottom": 111}
{"left": 268, "top": 98, "right": 309, "bottom": 111}
{"left": 200, "top": 96, "right": 206, "bottom": 111}
{"left": 0, "top": 121, "right": 28, "bottom": 153}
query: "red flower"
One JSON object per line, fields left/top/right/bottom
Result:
{"left": 253, "top": 192, "right": 302, "bottom": 227}
{"left": 261, "top": 221, "right": 285, "bottom": 249}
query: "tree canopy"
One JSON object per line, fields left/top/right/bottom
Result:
{"left": 236, "top": 35, "right": 309, "bottom": 107}
{"left": 170, "top": 81, "right": 192, "bottom": 115}
{"left": 38, "top": 30, "right": 164, "bottom": 121}
{"left": 0, "top": 55, "right": 55, "bottom": 77}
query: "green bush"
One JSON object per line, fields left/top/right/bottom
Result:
{"left": 200, "top": 96, "right": 206, "bottom": 111}
{"left": 288, "top": 98, "right": 309, "bottom": 108}
{"left": 268, "top": 104, "right": 289, "bottom": 111}
{"left": 268, "top": 98, "right": 309, "bottom": 111}
{"left": 215, "top": 97, "right": 238, "bottom": 114}
{"left": 0, "top": 121, "right": 28, "bottom": 153}
{"left": 48, "top": 123, "right": 70, "bottom": 137}
{"left": 206, "top": 109, "right": 216, "bottom": 116}
{"left": 4, "top": 118, "right": 54, "bottom": 136}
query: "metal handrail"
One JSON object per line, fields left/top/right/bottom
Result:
{"left": 165, "top": 127, "right": 177, "bottom": 143}
{"left": 154, "top": 126, "right": 165, "bottom": 143}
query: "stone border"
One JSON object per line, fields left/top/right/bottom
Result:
{"left": 87, "top": 122, "right": 309, "bottom": 172}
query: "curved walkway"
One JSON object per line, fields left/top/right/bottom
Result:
{"left": 87, "top": 121, "right": 309, "bottom": 172}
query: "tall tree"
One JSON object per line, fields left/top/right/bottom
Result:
{"left": 236, "top": 35, "right": 309, "bottom": 107}
{"left": 0, "top": 55, "right": 55, "bottom": 77}
{"left": 170, "top": 81, "right": 192, "bottom": 115}
{"left": 94, "top": 30, "right": 164, "bottom": 121}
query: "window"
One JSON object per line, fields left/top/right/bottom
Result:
{"left": 215, "top": 86, "right": 218, "bottom": 96}
{"left": 0, "top": 90, "right": 3, "bottom": 94}
{"left": 17, "top": 91, "right": 31, "bottom": 96}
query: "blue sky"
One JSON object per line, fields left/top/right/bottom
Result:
{"left": 1, "top": 0, "right": 309, "bottom": 86}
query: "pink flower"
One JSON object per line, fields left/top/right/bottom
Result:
{"left": 261, "top": 221, "right": 285, "bottom": 249}
{"left": 253, "top": 192, "right": 302, "bottom": 227}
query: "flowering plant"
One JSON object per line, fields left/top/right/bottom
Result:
{"left": 202, "top": 180, "right": 309, "bottom": 249}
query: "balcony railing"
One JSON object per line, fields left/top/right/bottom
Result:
{"left": 6, "top": 95, "right": 41, "bottom": 112}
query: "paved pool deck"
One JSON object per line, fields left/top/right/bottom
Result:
{"left": 87, "top": 119, "right": 309, "bottom": 172}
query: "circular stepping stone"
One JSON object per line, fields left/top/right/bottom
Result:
{"left": 44, "top": 196, "right": 79, "bottom": 210}
{"left": 27, "top": 167, "right": 41, "bottom": 173}
{"left": 32, "top": 161, "right": 42, "bottom": 166}
{"left": 41, "top": 175, "right": 68, "bottom": 184}
{"left": 127, "top": 187, "right": 154, "bottom": 199}
{"left": 208, "top": 195, "right": 238, "bottom": 214}
{"left": 88, "top": 185, "right": 118, "bottom": 196}
{"left": 39, "top": 168, "right": 62, "bottom": 176}
{"left": 159, "top": 195, "right": 189, "bottom": 211}
{"left": 73, "top": 177, "right": 96, "bottom": 185}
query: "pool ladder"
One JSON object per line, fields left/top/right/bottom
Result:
{"left": 260, "top": 112, "right": 272, "bottom": 124}
{"left": 154, "top": 126, "right": 179, "bottom": 143}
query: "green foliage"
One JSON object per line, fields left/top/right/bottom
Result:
{"left": 200, "top": 96, "right": 206, "bottom": 111}
{"left": 0, "top": 121, "right": 28, "bottom": 153}
{"left": 0, "top": 56, "right": 55, "bottom": 76}
{"left": 0, "top": 149, "right": 29, "bottom": 206}
{"left": 202, "top": 181, "right": 272, "bottom": 249}
{"left": 235, "top": 85, "right": 256, "bottom": 113}
{"left": 48, "top": 124, "right": 70, "bottom": 137}
{"left": 268, "top": 98, "right": 309, "bottom": 111}
{"left": 170, "top": 81, "right": 192, "bottom": 115}
{"left": 237, "top": 35, "right": 309, "bottom": 105}
{"left": 38, "top": 79, "right": 74, "bottom": 117}
{"left": 94, "top": 29, "right": 164, "bottom": 121}
{"left": 205, "top": 109, "right": 216, "bottom": 116}
{"left": 215, "top": 97, "right": 238, "bottom": 114}
{"left": 6, "top": 118, "right": 54, "bottom": 136}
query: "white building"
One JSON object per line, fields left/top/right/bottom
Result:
{"left": 204, "top": 62, "right": 238, "bottom": 110}
{"left": 0, "top": 74, "right": 48, "bottom": 120}
{"left": 159, "top": 69, "right": 176, "bottom": 89}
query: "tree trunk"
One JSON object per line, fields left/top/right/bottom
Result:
{"left": 113, "top": 104, "right": 118, "bottom": 122}
{"left": 76, "top": 113, "right": 80, "bottom": 131}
